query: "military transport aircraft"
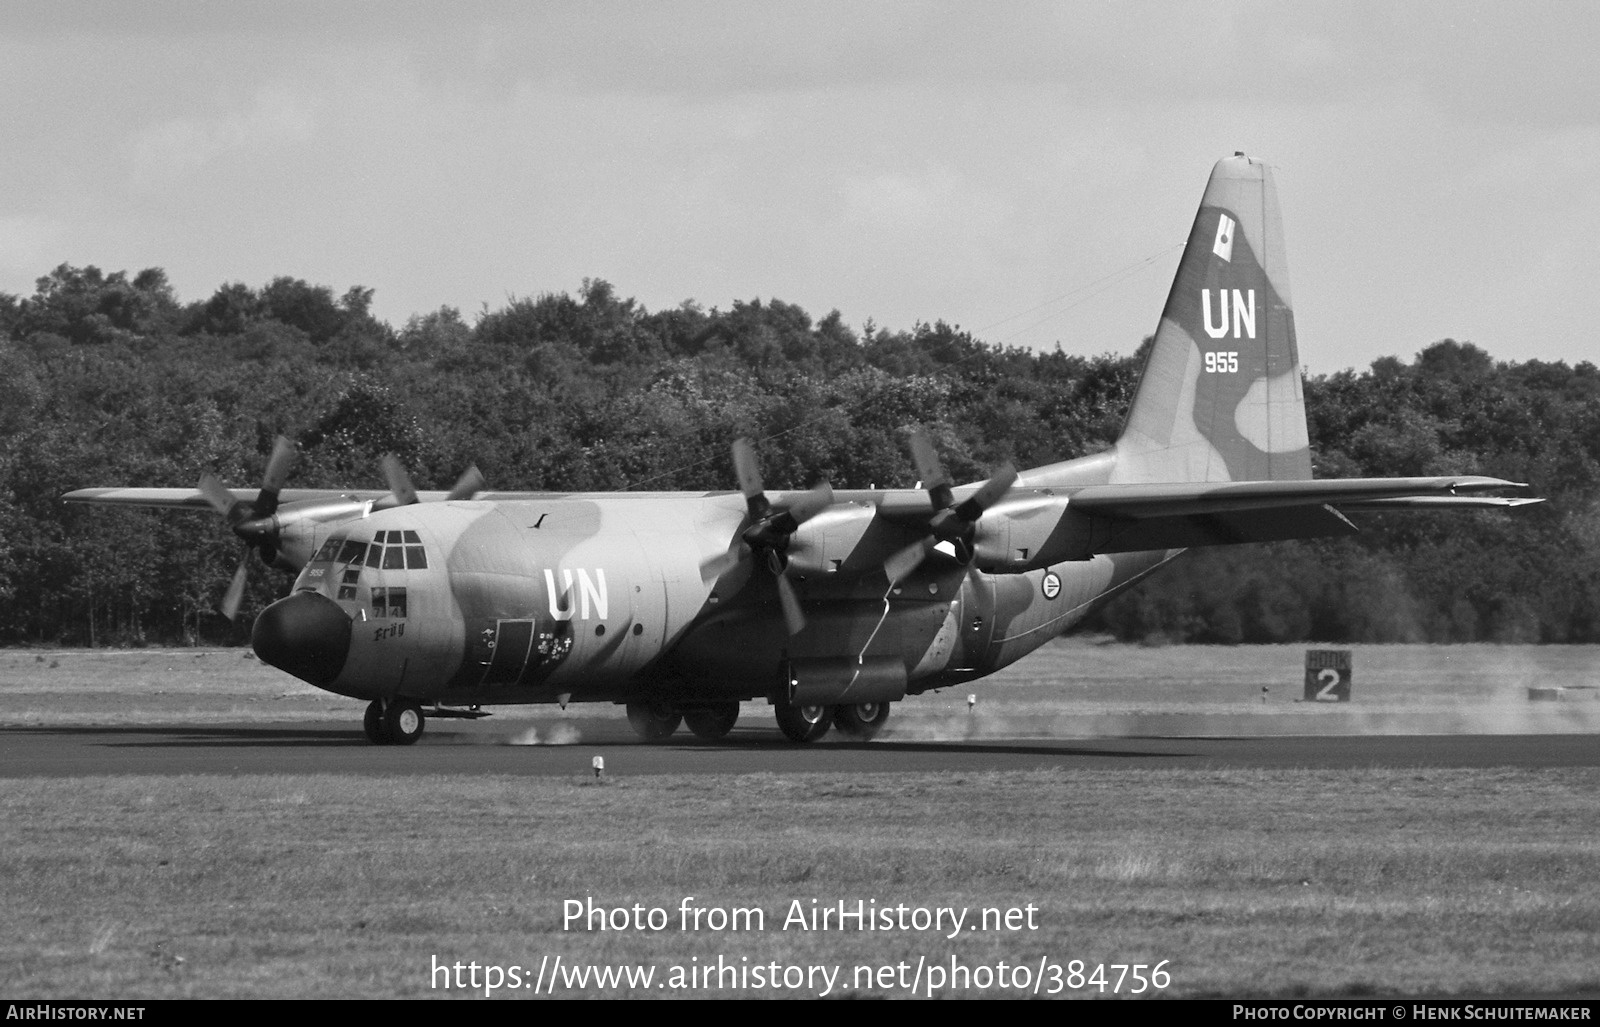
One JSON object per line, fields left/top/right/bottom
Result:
{"left": 65, "top": 154, "right": 1539, "bottom": 746}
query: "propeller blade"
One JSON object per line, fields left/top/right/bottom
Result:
{"left": 908, "top": 430, "right": 956, "bottom": 510}
{"left": 955, "top": 462, "right": 1018, "bottom": 522}
{"left": 217, "top": 559, "right": 250, "bottom": 622}
{"left": 731, "top": 438, "right": 763, "bottom": 498}
{"left": 446, "top": 465, "right": 485, "bottom": 501}
{"left": 699, "top": 548, "right": 744, "bottom": 581}
{"left": 775, "top": 574, "right": 806, "bottom": 635}
{"left": 197, "top": 473, "right": 239, "bottom": 519}
{"left": 255, "top": 436, "right": 296, "bottom": 517}
{"left": 908, "top": 430, "right": 944, "bottom": 484}
{"left": 783, "top": 481, "right": 834, "bottom": 524}
{"left": 884, "top": 538, "right": 934, "bottom": 584}
{"left": 380, "top": 454, "right": 420, "bottom": 506}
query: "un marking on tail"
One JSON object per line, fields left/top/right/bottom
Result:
{"left": 1201, "top": 288, "right": 1256, "bottom": 340}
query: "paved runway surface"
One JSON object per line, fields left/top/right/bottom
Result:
{"left": 2, "top": 719, "right": 1595, "bottom": 777}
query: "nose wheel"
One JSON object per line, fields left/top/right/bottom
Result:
{"left": 363, "top": 698, "right": 425, "bottom": 745}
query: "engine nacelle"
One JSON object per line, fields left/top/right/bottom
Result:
{"left": 783, "top": 503, "right": 889, "bottom": 577}
{"left": 973, "top": 494, "right": 1096, "bottom": 571}
{"left": 266, "top": 497, "right": 376, "bottom": 571}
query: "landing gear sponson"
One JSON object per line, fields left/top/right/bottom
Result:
{"left": 623, "top": 700, "right": 890, "bottom": 744}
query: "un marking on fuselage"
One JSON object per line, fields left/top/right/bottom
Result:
{"left": 543, "top": 568, "right": 608, "bottom": 620}
{"left": 1041, "top": 572, "right": 1062, "bottom": 600}
{"left": 1202, "top": 289, "right": 1256, "bottom": 340}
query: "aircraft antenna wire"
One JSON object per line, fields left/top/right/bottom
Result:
{"left": 621, "top": 243, "right": 1181, "bottom": 491}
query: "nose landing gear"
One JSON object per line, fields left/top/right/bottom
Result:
{"left": 363, "top": 698, "right": 425, "bottom": 745}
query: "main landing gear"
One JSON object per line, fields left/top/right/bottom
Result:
{"left": 363, "top": 698, "right": 425, "bottom": 746}
{"left": 776, "top": 701, "right": 891, "bottom": 743}
{"left": 625, "top": 701, "right": 682, "bottom": 742}
{"left": 831, "top": 701, "right": 890, "bottom": 741}
{"left": 622, "top": 700, "right": 891, "bottom": 744}
{"left": 774, "top": 702, "right": 832, "bottom": 743}
{"left": 683, "top": 702, "right": 740, "bottom": 741}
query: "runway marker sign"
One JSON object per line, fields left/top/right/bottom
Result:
{"left": 1304, "top": 650, "right": 1352, "bottom": 702}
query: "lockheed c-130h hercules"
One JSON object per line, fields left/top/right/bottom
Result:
{"left": 65, "top": 154, "right": 1540, "bottom": 746}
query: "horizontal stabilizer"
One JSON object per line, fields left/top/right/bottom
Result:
{"left": 1089, "top": 503, "right": 1358, "bottom": 554}
{"left": 1337, "top": 495, "right": 1545, "bottom": 510}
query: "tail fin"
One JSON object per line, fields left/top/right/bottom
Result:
{"left": 1112, "top": 154, "right": 1311, "bottom": 484}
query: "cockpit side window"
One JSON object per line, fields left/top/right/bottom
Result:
{"left": 371, "top": 587, "right": 407, "bottom": 619}
{"left": 336, "top": 540, "right": 367, "bottom": 565}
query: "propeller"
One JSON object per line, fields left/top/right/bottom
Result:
{"left": 380, "top": 454, "right": 419, "bottom": 506}
{"left": 884, "top": 430, "right": 1017, "bottom": 584}
{"left": 200, "top": 435, "right": 298, "bottom": 621}
{"left": 445, "top": 465, "right": 486, "bottom": 501}
{"left": 202, "top": 442, "right": 488, "bottom": 621}
{"left": 700, "top": 438, "right": 834, "bottom": 635}
{"left": 378, "top": 456, "right": 485, "bottom": 507}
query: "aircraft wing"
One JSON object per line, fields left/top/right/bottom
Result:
{"left": 62, "top": 487, "right": 393, "bottom": 510}
{"left": 59, "top": 487, "right": 561, "bottom": 509}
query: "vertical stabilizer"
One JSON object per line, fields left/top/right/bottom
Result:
{"left": 1112, "top": 155, "right": 1311, "bottom": 484}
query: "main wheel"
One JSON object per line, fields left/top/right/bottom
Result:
{"left": 832, "top": 701, "right": 890, "bottom": 741}
{"left": 363, "top": 700, "right": 389, "bottom": 745}
{"left": 626, "top": 702, "right": 682, "bottom": 741}
{"left": 774, "top": 702, "right": 832, "bottom": 743}
{"left": 382, "top": 699, "right": 425, "bottom": 746}
{"left": 683, "top": 703, "right": 740, "bottom": 741}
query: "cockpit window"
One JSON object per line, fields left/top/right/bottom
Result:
{"left": 357, "top": 531, "right": 431, "bottom": 570}
{"left": 320, "top": 530, "right": 429, "bottom": 584}
{"left": 371, "top": 587, "right": 407, "bottom": 619}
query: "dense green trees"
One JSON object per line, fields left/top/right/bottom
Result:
{"left": 1, "top": 264, "right": 1593, "bottom": 645}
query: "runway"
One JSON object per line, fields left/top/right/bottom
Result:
{"left": 2, "top": 719, "right": 1595, "bottom": 777}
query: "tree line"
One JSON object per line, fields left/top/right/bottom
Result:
{"left": 2, "top": 264, "right": 1596, "bottom": 646}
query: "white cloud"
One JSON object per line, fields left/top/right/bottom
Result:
{"left": 129, "top": 86, "right": 317, "bottom": 189}
{"left": 0, "top": 215, "right": 66, "bottom": 276}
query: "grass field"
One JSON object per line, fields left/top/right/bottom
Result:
{"left": 1, "top": 640, "right": 1598, "bottom": 999}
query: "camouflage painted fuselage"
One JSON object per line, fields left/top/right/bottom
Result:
{"left": 281, "top": 485, "right": 1171, "bottom": 707}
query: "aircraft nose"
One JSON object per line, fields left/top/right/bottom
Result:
{"left": 252, "top": 591, "right": 351, "bottom": 688}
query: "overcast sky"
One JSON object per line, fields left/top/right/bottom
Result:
{"left": 3, "top": 1, "right": 1596, "bottom": 372}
